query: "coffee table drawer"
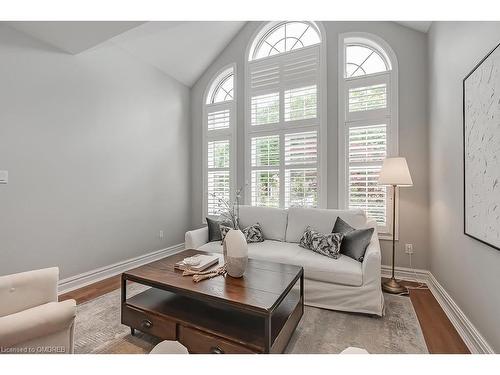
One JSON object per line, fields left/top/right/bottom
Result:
{"left": 122, "top": 305, "right": 176, "bottom": 340}
{"left": 179, "top": 326, "right": 258, "bottom": 354}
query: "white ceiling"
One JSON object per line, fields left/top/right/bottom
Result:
{"left": 110, "top": 21, "right": 246, "bottom": 87}
{"left": 395, "top": 21, "right": 432, "bottom": 33}
{"left": 6, "top": 21, "right": 245, "bottom": 87}
{"left": 6, "top": 21, "right": 144, "bottom": 54}
{"left": 5, "top": 21, "right": 429, "bottom": 88}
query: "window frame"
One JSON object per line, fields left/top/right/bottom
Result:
{"left": 337, "top": 32, "right": 399, "bottom": 240}
{"left": 202, "top": 64, "right": 237, "bottom": 222}
{"left": 245, "top": 22, "right": 327, "bottom": 209}
{"left": 248, "top": 21, "right": 322, "bottom": 62}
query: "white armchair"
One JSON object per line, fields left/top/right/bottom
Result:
{"left": 0, "top": 267, "right": 76, "bottom": 354}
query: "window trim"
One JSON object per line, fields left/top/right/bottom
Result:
{"left": 202, "top": 63, "right": 237, "bottom": 222}
{"left": 248, "top": 21, "right": 322, "bottom": 62}
{"left": 337, "top": 32, "right": 399, "bottom": 240}
{"left": 206, "top": 66, "right": 234, "bottom": 104}
{"left": 244, "top": 22, "right": 327, "bottom": 209}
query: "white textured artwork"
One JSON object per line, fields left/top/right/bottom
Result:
{"left": 464, "top": 43, "right": 500, "bottom": 250}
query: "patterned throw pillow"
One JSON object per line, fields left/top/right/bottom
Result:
{"left": 219, "top": 225, "right": 232, "bottom": 244}
{"left": 220, "top": 223, "right": 265, "bottom": 244}
{"left": 242, "top": 223, "right": 265, "bottom": 243}
{"left": 299, "top": 226, "right": 343, "bottom": 259}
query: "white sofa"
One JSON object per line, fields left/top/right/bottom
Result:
{"left": 185, "top": 206, "right": 384, "bottom": 316}
{"left": 0, "top": 267, "right": 76, "bottom": 354}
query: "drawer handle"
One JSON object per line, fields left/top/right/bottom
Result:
{"left": 141, "top": 319, "right": 152, "bottom": 329}
{"left": 210, "top": 346, "right": 224, "bottom": 354}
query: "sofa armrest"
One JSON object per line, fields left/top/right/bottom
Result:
{"left": 185, "top": 227, "right": 209, "bottom": 249}
{"left": 0, "top": 267, "right": 59, "bottom": 317}
{"left": 0, "top": 299, "right": 76, "bottom": 348}
{"left": 361, "top": 220, "right": 382, "bottom": 284}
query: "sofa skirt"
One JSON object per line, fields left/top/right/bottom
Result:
{"left": 301, "top": 278, "right": 384, "bottom": 317}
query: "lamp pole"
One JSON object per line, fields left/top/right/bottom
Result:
{"left": 392, "top": 184, "right": 396, "bottom": 280}
{"left": 382, "top": 184, "right": 408, "bottom": 294}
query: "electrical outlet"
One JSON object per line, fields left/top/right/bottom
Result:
{"left": 159, "top": 230, "right": 164, "bottom": 240}
{"left": 405, "top": 243, "right": 414, "bottom": 254}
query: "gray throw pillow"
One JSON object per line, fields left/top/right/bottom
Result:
{"left": 299, "top": 226, "right": 343, "bottom": 259}
{"left": 332, "top": 217, "right": 374, "bottom": 262}
{"left": 206, "top": 217, "right": 231, "bottom": 242}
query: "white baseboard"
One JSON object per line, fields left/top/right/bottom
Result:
{"left": 426, "top": 273, "right": 494, "bottom": 354}
{"left": 382, "top": 264, "right": 494, "bottom": 354}
{"left": 381, "top": 264, "right": 429, "bottom": 283}
{"left": 58, "top": 243, "right": 185, "bottom": 295}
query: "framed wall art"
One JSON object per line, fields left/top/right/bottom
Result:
{"left": 463, "top": 42, "right": 500, "bottom": 251}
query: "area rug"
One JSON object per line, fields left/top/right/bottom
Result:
{"left": 74, "top": 284, "right": 428, "bottom": 354}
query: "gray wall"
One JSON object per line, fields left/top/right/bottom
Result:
{"left": 428, "top": 21, "right": 500, "bottom": 352}
{"left": 0, "top": 24, "right": 191, "bottom": 279}
{"left": 191, "top": 21, "right": 430, "bottom": 269}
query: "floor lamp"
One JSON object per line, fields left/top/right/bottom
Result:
{"left": 378, "top": 157, "right": 413, "bottom": 294}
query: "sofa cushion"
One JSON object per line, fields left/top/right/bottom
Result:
{"left": 198, "top": 239, "right": 303, "bottom": 264}
{"left": 197, "top": 240, "right": 362, "bottom": 287}
{"left": 238, "top": 205, "right": 288, "bottom": 241}
{"left": 294, "top": 248, "right": 363, "bottom": 286}
{"left": 285, "top": 207, "right": 367, "bottom": 243}
{"left": 198, "top": 241, "right": 223, "bottom": 253}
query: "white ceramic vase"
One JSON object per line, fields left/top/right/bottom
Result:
{"left": 222, "top": 229, "right": 248, "bottom": 278}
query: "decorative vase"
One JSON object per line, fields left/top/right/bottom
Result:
{"left": 222, "top": 229, "right": 248, "bottom": 278}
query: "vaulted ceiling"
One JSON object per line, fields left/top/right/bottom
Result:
{"left": 109, "top": 22, "right": 246, "bottom": 86}
{"left": 5, "top": 21, "right": 429, "bottom": 87}
{"left": 6, "top": 21, "right": 145, "bottom": 54}
{"left": 395, "top": 21, "right": 432, "bottom": 33}
{"left": 6, "top": 21, "right": 245, "bottom": 87}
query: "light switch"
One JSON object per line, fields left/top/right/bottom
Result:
{"left": 0, "top": 170, "right": 8, "bottom": 184}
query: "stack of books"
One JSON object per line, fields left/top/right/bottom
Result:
{"left": 174, "top": 254, "right": 220, "bottom": 272}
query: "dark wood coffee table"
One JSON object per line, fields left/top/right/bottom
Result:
{"left": 121, "top": 249, "right": 304, "bottom": 354}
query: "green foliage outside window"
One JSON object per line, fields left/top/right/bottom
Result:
{"left": 213, "top": 142, "right": 230, "bottom": 168}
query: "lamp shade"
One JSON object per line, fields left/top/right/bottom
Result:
{"left": 378, "top": 157, "right": 413, "bottom": 186}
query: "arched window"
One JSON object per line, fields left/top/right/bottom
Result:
{"left": 206, "top": 68, "right": 234, "bottom": 104}
{"left": 345, "top": 44, "right": 390, "bottom": 78}
{"left": 338, "top": 33, "right": 398, "bottom": 237}
{"left": 249, "top": 21, "right": 321, "bottom": 61}
{"left": 203, "top": 65, "right": 236, "bottom": 218}
{"left": 245, "top": 22, "right": 326, "bottom": 209}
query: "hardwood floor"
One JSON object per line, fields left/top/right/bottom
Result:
{"left": 407, "top": 285, "right": 470, "bottom": 353}
{"left": 61, "top": 275, "right": 470, "bottom": 354}
{"left": 382, "top": 278, "right": 470, "bottom": 354}
{"left": 59, "top": 276, "right": 122, "bottom": 305}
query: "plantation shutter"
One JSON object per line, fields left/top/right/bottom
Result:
{"left": 345, "top": 71, "right": 391, "bottom": 229}
{"left": 348, "top": 124, "right": 387, "bottom": 225}
{"left": 345, "top": 74, "right": 389, "bottom": 122}
{"left": 247, "top": 45, "right": 322, "bottom": 208}
{"left": 206, "top": 99, "right": 235, "bottom": 216}
{"left": 207, "top": 109, "right": 231, "bottom": 131}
